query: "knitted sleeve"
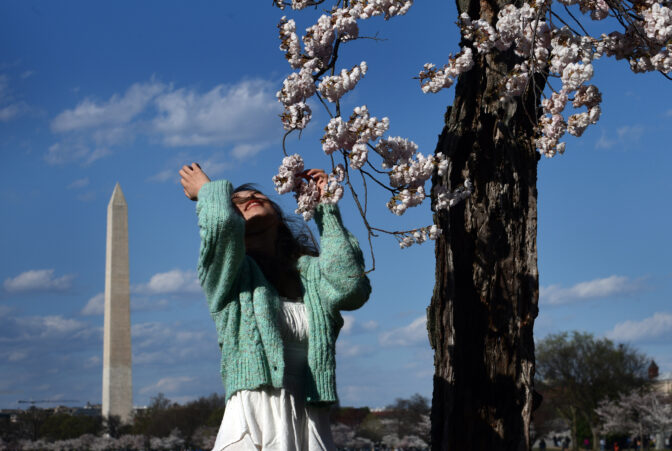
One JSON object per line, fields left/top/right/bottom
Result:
{"left": 196, "top": 180, "right": 245, "bottom": 313}
{"left": 313, "top": 203, "right": 371, "bottom": 311}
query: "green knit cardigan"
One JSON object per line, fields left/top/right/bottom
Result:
{"left": 196, "top": 180, "right": 371, "bottom": 404}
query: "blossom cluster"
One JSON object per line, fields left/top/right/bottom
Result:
{"left": 423, "top": 0, "right": 671, "bottom": 157}
{"left": 434, "top": 179, "right": 474, "bottom": 211}
{"left": 274, "top": 0, "right": 473, "bottom": 246}
{"left": 418, "top": 48, "right": 474, "bottom": 93}
{"left": 275, "top": 2, "right": 413, "bottom": 134}
{"left": 398, "top": 224, "right": 442, "bottom": 249}
{"left": 272, "top": 154, "right": 345, "bottom": 220}
{"left": 321, "top": 105, "right": 389, "bottom": 166}
{"left": 318, "top": 62, "right": 368, "bottom": 102}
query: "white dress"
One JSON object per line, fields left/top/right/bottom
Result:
{"left": 213, "top": 299, "right": 336, "bottom": 451}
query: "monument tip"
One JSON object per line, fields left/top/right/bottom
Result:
{"left": 109, "top": 182, "right": 127, "bottom": 206}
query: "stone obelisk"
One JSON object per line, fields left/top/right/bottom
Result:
{"left": 102, "top": 183, "right": 132, "bottom": 423}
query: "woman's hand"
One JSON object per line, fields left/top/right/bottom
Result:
{"left": 179, "top": 163, "right": 211, "bottom": 201}
{"left": 301, "top": 168, "right": 328, "bottom": 200}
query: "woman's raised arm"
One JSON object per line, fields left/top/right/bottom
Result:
{"left": 181, "top": 163, "right": 245, "bottom": 313}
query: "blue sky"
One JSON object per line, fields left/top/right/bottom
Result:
{"left": 1, "top": 1, "right": 670, "bottom": 410}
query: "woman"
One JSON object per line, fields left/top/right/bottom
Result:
{"left": 179, "top": 163, "right": 371, "bottom": 450}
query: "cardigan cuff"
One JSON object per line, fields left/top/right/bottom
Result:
{"left": 314, "top": 203, "right": 343, "bottom": 236}
{"left": 196, "top": 179, "right": 233, "bottom": 215}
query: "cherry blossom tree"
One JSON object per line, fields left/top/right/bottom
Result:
{"left": 268, "top": 0, "right": 671, "bottom": 449}
{"left": 596, "top": 389, "right": 672, "bottom": 449}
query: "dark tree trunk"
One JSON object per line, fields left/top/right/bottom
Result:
{"left": 427, "top": 1, "right": 541, "bottom": 449}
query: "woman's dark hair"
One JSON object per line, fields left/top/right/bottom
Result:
{"left": 233, "top": 183, "right": 319, "bottom": 260}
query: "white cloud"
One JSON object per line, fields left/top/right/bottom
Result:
{"left": 150, "top": 154, "right": 232, "bottom": 184}
{"left": 596, "top": 125, "right": 646, "bottom": 151}
{"left": 0, "top": 102, "right": 29, "bottom": 122}
{"left": 82, "top": 292, "right": 171, "bottom": 316}
{"left": 616, "top": 125, "right": 644, "bottom": 141}
{"left": 134, "top": 269, "right": 201, "bottom": 295}
{"left": 231, "top": 143, "right": 268, "bottom": 159}
{"left": 7, "top": 315, "right": 91, "bottom": 341}
{"left": 595, "top": 131, "right": 616, "bottom": 150}
{"left": 51, "top": 80, "right": 167, "bottom": 132}
{"left": 84, "top": 356, "right": 101, "bottom": 368}
{"left": 48, "top": 78, "right": 279, "bottom": 166}
{"left": 336, "top": 339, "right": 370, "bottom": 358}
{"left": 67, "top": 177, "right": 90, "bottom": 189}
{"left": 0, "top": 74, "right": 30, "bottom": 122}
{"left": 81, "top": 293, "right": 104, "bottom": 316}
{"left": 132, "top": 322, "right": 210, "bottom": 347}
{"left": 140, "top": 376, "right": 195, "bottom": 394}
{"left": 4, "top": 269, "right": 75, "bottom": 293}
{"left": 148, "top": 169, "right": 175, "bottom": 183}
{"left": 540, "top": 275, "right": 643, "bottom": 305}
{"left": 133, "top": 297, "right": 170, "bottom": 312}
{"left": 77, "top": 191, "right": 96, "bottom": 202}
{"left": 606, "top": 312, "right": 672, "bottom": 342}
{"left": 152, "top": 80, "right": 280, "bottom": 149}
{"left": 341, "top": 314, "right": 378, "bottom": 335}
{"left": 44, "top": 142, "right": 90, "bottom": 166}
{"left": 379, "top": 316, "right": 428, "bottom": 347}
{"left": 7, "top": 351, "right": 28, "bottom": 362}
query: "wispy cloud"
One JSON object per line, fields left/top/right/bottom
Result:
{"left": 595, "top": 131, "right": 616, "bottom": 150}
{"left": 81, "top": 292, "right": 171, "bottom": 316}
{"left": 152, "top": 80, "right": 280, "bottom": 151}
{"left": 0, "top": 74, "right": 31, "bottom": 122}
{"left": 133, "top": 269, "right": 201, "bottom": 295}
{"left": 341, "top": 314, "right": 378, "bottom": 335}
{"left": 336, "top": 340, "right": 368, "bottom": 358}
{"left": 3, "top": 315, "right": 94, "bottom": 342}
{"left": 130, "top": 321, "right": 216, "bottom": 367}
{"left": 81, "top": 293, "right": 104, "bottom": 316}
{"left": 140, "top": 376, "right": 195, "bottom": 395}
{"left": 379, "top": 316, "right": 428, "bottom": 347}
{"left": 616, "top": 125, "right": 644, "bottom": 141}
{"left": 540, "top": 275, "right": 644, "bottom": 305}
{"left": 45, "top": 142, "right": 110, "bottom": 166}
{"left": 48, "top": 78, "right": 281, "bottom": 166}
{"left": 596, "top": 125, "right": 646, "bottom": 151}
{"left": 606, "top": 312, "right": 672, "bottom": 342}
{"left": 67, "top": 177, "right": 90, "bottom": 189}
{"left": 149, "top": 154, "right": 232, "bottom": 183}
{"left": 4, "top": 269, "right": 75, "bottom": 293}
{"left": 51, "top": 80, "right": 167, "bottom": 133}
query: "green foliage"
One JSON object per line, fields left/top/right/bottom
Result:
{"left": 536, "top": 331, "right": 648, "bottom": 450}
{"left": 39, "top": 413, "right": 102, "bottom": 440}
{"left": 357, "top": 412, "right": 385, "bottom": 443}
{"left": 132, "top": 392, "right": 226, "bottom": 448}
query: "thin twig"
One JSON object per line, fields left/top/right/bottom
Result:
{"left": 549, "top": 10, "right": 584, "bottom": 35}
{"left": 563, "top": 5, "right": 591, "bottom": 36}
{"left": 315, "top": 91, "right": 335, "bottom": 119}
{"left": 360, "top": 169, "right": 396, "bottom": 193}
{"left": 282, "top": 130, "right": 293, "bottom": 156}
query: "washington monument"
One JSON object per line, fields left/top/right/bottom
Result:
{"left": 102, "top": 183, "right": 132, "bottom": 423}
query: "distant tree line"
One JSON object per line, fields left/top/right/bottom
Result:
{"left": 0, "top": 392, "right": 432, "bottom": 450}
{"left": 0, "top": 393, "right": 226, "bottom": 450}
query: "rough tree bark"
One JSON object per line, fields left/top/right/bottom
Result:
{"left": 427, "top": 0, "right": 542, "bottom": 449}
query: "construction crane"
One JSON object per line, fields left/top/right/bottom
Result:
{"left": 17, "top": 399, "right": 79, "bottom": 405}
